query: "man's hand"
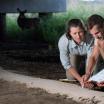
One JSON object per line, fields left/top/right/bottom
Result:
{"left": 80, "top": 77, "right": 94, "bottom": 89}
{"left": 97, "top": 81, "right": 104, "bottom": 87}
{"left": 80, "top": 74, "right": 91, "bottom": 88}
{"left": 80, "top": 77, "right": 84, "bottom": 88}
{"left": 82, "top": 73, "right": 90, "bottom": 82}
{"left": 83, "top": 81, "right": 95, "bottom": 89}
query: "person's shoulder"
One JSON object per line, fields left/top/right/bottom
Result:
{"left": 58, "top": 33, "right": 68, "bottom": 43}
{"left": 59, "top": 33, "right": 67, "bottom": 40}
{"left": 58, "top": 33, "right": 69, "bottom": 47}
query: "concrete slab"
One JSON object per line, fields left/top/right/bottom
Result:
{"left": 0, "top": 67, "right": 104, "bottom": 104}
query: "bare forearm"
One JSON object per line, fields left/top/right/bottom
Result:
{"left": 86, "top": 45, "right": 99, "bottom": 75}
{"left": 67, "top": 67, "right": 82, "bottom": 82}
{"left": 86, "top": 57, "right": 96, "bottom": 75}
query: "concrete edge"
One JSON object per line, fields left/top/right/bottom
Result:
{"left": 0, "top": 67, "right": 104, "bottom": 104}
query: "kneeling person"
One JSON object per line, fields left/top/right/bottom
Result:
{"left": 58, "top": 19, "right": 93, "bottom": 86}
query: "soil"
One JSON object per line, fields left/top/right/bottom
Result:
{"left": 0, "top": 79, "right": 81, "bottom": 104}
{"left": 0, "top": 43, "right": 102, "bottom": 104}
{"left": 0, "top": 49, "right": 66, "bottom": 80}
{"left": 0, "top": 48, "right": 82, "bottom": 104}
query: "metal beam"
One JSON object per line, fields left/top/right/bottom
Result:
{"left": 0, "top": 0, "right": 66, "bottom": 13}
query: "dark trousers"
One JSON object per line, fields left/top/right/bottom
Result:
{"left": 66, "top": 55, "right": 86, "bottom": 80}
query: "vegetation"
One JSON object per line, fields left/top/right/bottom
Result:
{"left": 6, "top": 0, "right": 104, "bottom": 46}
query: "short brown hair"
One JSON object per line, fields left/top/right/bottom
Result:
{"left": 87, "top": 14, "right": 104, "bottom": 30}
{"left": 66, "top": 19, "right": 85, "bottom": 39}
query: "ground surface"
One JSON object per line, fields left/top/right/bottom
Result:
{"left": 0, "top": 79, "right": 81, "bottom": 104}
{"left": 0, "top": 46, "right": 103, "bottom": 104}
{"left": 0, "top": 48, "right": 81, "bottom": 104}
{"left": 0, "top": 49, "right": 66, "bottom": 80}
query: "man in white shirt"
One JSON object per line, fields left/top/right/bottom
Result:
{"left": 58, "top": 19, "right": 93, "bottom": 86}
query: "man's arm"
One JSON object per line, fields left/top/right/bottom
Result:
{"left": 86, "top": 46, "right": 99, "bottom": 74}
{"left": 67, "top": 67, "right": 82, "bottom": 83}
{"left": 84, "top": 46, "right": 100, "bottom": 81}
{"left": 58, "top": 35, "right": 71, "bottom": 70}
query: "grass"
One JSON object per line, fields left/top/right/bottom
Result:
{"left": 39, "top": 15, "right": 67, "bottom": 46}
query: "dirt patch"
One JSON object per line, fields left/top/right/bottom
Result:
{"left": 0, "top": 79, "right": 81, "bottom": 104}
{"left": 0, "top": 49, "right": 82, "bottom": 103}
{"left": 0, "top": 49, "right": 66, "bottom": 80}
{"left": 0, "top": 49, "right": 102, "bottom": 104}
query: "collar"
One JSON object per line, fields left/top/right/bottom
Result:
{"left": 71, "top": 40, "right": 84, "bottom": 48}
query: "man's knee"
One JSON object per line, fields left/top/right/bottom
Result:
{"left": 70, "top": 55, "right": 86, "bottom": 75}
{"left": 66, "top": 69, "right": 75, "bottom": 80}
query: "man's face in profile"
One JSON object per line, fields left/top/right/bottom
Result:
{"left": 89, "top": 25, "right": 103, "bottom": 39}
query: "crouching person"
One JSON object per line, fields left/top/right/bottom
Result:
{"left": 82, "top": 14, "right": 104, "bottom": 88}
{"left": 58, "top": 19, "right": 93, "bottom": 86}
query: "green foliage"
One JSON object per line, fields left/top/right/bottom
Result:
{"left": 6, "top": 1, "right": 104, "bottom": 46}
{"left": 39, "top": 15, "right": 67, "bottom": 46}
{"left": 6, "top": 14, "right": 21, "bottom": 40}
{"left": 6, "top": 14, "right": 38, "bottom": 42}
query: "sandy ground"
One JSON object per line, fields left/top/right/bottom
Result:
{"left": 0, "top": 79, "right": 81, "bottom": 104}
{"left": 0, "top": 49, "right": 66, "bottom": 80}
{"left": 0, "top": 49, "right": 81, "bottom": 104}
{"left": 0, "top": 49, "right": 103, "bottom": 104}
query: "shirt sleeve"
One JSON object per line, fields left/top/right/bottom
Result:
{"left": 58, "top": 35, "right": 72, "bottom": 70}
